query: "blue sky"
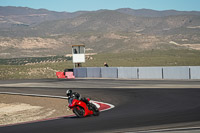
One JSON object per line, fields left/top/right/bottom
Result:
{"left": 0, "top": 0, "right": 200, "bottom": 12}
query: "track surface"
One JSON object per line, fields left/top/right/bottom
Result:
{"left": 0, "top": 79, "right": 200, "bottom": 133}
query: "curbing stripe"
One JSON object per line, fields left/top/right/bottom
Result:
{"left": 0, "top": 92, "right": 68, "bottom": 99}
{"left": 91, "top": 100, "right": 115, "bottom": 112}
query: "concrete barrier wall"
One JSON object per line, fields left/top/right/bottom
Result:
{"left": 118, "top": 67, "right": 138, "bottom": 79}
{"left": 163, "top": 66, "right": 189, "bottom": 79}
{"left": 87, "top": 67, "right": 101, "bottom": 78}
{"left": 74, "top": 66, "right": 200, "bottom": 79}
{"left": 74, "top": 68, "right": 87, "bottom": 78}
{"left": 101, "top": 67, "right": 118, "bottom": 78}
{"left": 190, "top": 66, "right": 200, "bottom": 79}
{"left": 139, "top": 67, "right": 163, "bottom": 79}
{"left": 73, "top": 68, "right": 78, "bottom": 77}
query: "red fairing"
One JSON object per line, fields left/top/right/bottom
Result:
{"left": 68, "top": 98, "right": 95, "bottom": 117}
{"left": 68, "top": 99, "right": 77, "bottom": 108}
{"left": 87, "top": 98, "right": 90, "bottom": 101}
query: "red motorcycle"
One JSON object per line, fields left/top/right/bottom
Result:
{"left": 68, "top": 97, "right": 100, "bottom": 118}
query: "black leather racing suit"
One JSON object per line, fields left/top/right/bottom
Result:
{"left": 68, "top": 92, "right": 90, "bottom": 107}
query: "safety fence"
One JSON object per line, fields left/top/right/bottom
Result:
{"left": 73, "top": 66, "right": 200, "bottom": 80}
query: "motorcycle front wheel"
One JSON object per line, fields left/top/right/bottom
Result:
{"left": 73, "top": 106, "right": 85, "bottom": 118}
{"left": 91, "top": 103, "right": 100, "bottom": 116}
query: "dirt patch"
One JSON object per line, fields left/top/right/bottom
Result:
{"left": 0, "top": 94, "right": 73, "bottom": 126}
{"left": 169, "top": 41, "right": 200, "bottom": 50}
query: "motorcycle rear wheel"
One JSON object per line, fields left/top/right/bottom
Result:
{"left": 73, "top": 106, "right": 85, "bottom": 118}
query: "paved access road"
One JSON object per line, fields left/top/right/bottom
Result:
{"left": 0, "top": 79, "right": 200, "bottom": 133}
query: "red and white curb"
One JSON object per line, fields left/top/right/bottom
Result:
{"left": 0, "top": 92, "right": 115, "bottom": 127}
{"left": 91, "top": 100, "right": 115, "bottom": 112}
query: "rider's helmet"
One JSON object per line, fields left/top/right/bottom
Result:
{"left": 66, "top": 89, "right": 72, "bottom": 97}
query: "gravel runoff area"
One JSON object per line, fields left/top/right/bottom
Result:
{"left": 0, "top": 94, "right": 73, "bottom": 126}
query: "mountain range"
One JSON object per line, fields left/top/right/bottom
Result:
{"left": 0, "top": 6, "right": 200, "bottom": 58}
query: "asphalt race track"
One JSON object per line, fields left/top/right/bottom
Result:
{"left": 1, "top": 79, "right": 200, "bottom": 133}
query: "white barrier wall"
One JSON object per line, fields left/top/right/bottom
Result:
{"left": 74, "top": 66, "right": 200, "bottom": 80}
{"left": 87, "top": 67, "right": 101, "bottom": 78}
{"left": 139, "top": 67, "right": 163, "bottom": 79}
{"left": 101, "top": 67, "right": 118, "bottom": 78}
{"left": 74, "top": 68, "right": 87, "bottom": 78}
{"left": 190, "top": 66, "right": 200, "bottom": 79}
{"left": 163, "top": 66, "right": 190, "bottom": 79}
{"left": 118, "top": 67, "right": 138, "bottom": 79}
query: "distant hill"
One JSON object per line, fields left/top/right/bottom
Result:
{"left": 0, "top": 6, "right": 200, "bottom": 58}
{"left": 0, "top": 6, "right": 87, "bottom": 28}
{"left": 117, "top": 8, "right": 200, "bottom": 17}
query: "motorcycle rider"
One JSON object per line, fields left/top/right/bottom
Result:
{"left": 66, "top": 89, "right": 80, "bottom": 100}
{"left": 66, "top": 89, "right": 92, "bottom": 109}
